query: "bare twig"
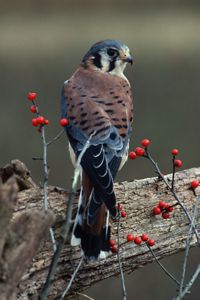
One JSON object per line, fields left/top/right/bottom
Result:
{"left": 47, "top": 129, "right": 65, "bottom": 147}
{"left": 41, "top": 124, "right": 57, "bottom": 253}
{"left": 117, "top": 214, "right": 127, "bottom": 300}
{"left": 31, "top": 98, "right": 57, "bottom": 253}
{"left": 173, "top": 264, "right": 200, "bottom": 300}
{"left": 39, "top": 164, "right": 80, "bottom": 300}
{"left": 41, "top": 126, "right": 49, "bottom": 211}
{"left": 148, "top": 246, "right": 180, "bottom": 286}
{"left": 76, "top": 292, "right": 95, "bottom": 300}
{"left": 178, "top": 205, "right": 197, "bottom": 296}
{"left": 171, "top": 156, "right": 176, "bottom": 190}
{"left": 60, "top": 256, "right": 84, "bottom": 299}
{"left": 39, "top": 133, "right": 95, "bottom": 300}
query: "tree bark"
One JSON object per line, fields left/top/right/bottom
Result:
{"left": 1, "top": 160, "right": 200, "bottom": 299}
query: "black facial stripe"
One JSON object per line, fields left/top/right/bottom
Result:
{"left": 108, "top": 58, "right": 116, "bottom": 72}
{"left": 93, "top": 53, "right": 102, "bottom": 69}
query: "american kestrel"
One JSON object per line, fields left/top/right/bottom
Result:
{"left": 61, "top": 39, "right": 133, "bottom": 259}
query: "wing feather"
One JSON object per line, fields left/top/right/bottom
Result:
{"left": 61, "top": 66, "right": 133, "bottom": 225}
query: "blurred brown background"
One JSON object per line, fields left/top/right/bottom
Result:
{"left": 0, "top": 0, "right": 199, "bottom": 299}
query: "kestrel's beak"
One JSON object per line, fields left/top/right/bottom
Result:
{"left": 123, "top": 55, "right": 133, "bottom": 65}
{"left": 120, "top": 53, "right": 134, "bottom": 65}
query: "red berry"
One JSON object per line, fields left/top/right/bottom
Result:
{"left": 162, "top": 212, "right": 170, "bottom": 219}
{"left": 153, "top": 207, "right": 161, "bottom": 215}
{"left": 109, "top": 239, "right": 116, "bottom": 247}
{"left": 166, "top": 206, "right": 174, "bottom": 212}
{"left": 121, "top": 211, "right": 127, "bottom": 218}
{"left": 141, "top": 233, "right": 149, "bottom": 241}
{"left": 171, "top": 149, "right": 179, "bottom": 156}
{"left": 158, "top": 201, "right": 167, "bottom": 209}
{"left": 30, "top": 105, "right": 37, "bottom": 113}
{"left": 141, "top": 139, "right": 150, "bottom": 147}
{"left": 27, "top": 92, "right": 37, "bottom": 101}
{"left": 127, "top": 234, "right": 134, "bottom": 242}
{"left": 148, "top": 239, "right": 155, "bottom": 247}
{"left": 117, "top": 203, "right": 123, "bottom": 211}
{"left": 37, "top": 127, "right": 42, "bottom": 133}
{"left": 111, "top": 245, "right": 118, "bottom": 253}
{"left": 134, "top": 236, "right": 142, "bottom": 245}
{"left": 44, "top": 119, "right": 49, "bottom": 125}
{"left": 32, "top": 118, "right": 39, "bottom": 127}
{"left": 60, "top": 118, "right": 69, "bottom": 127}
{"left": 135, "top": 147, "right": 145, "bottom": 156}
{"left": 129, "top": 151, "right": 137, "bottom": 160}
{"left": 174, "top": 159, "right": 182, "bottom": 168}
{"left": 37, "top": 116, "right": 45, "bottom": 124}
{"left": 191, "top": 180, "right": 199, "bottom": 189}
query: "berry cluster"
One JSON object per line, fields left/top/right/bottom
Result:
{"left": 27, "top": 92, "right": 49, "bottom": 130}
{"left": 153, "top": 201, "right": 174, "bottom": 219}
{"left": 117, "top": 203, "right": 127, "bottom": 218}
{"left": 171, "top": 148, "right": 182, "bottom": 168}
{"left": 109, "top": 233, "right": 155, "bottom": 254}
{"left": 27, "top": 91, "right": 70, "bottom": 130}
{"left": 126, "top": 233, "right": 155, "bottom": 247}
{"left": 129, "top": 138, "right": 151, "bottom": 159}
{"left": 109, "top": 239, "right": 118, "bottom": 253}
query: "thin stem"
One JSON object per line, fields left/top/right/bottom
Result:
{"left": 32, "top": 157, "right": 43, "bottom": 161}
{"left": 117, "top": 213, "right": 127, "bottom": 300}
{"left": 41, "top": 126, "right": 57, "bottom": 253}
{"left": 148, "top": 246, "right": 180, "bottom": 286}
{"left": 39, "top": 168, "right": 80, "bottom": 300}
{"left": 173, "top": 264, "right": 200, "bottom": 300}
{"left": 39, "top": 134, "right": 94, "bottom": 300}
{"left": 172, "top": 156, "right": 175, "bottom": 190}
{"left": 178, "top": 206, "right": 197, "bottom": 296}
{"left": 41, "top": 126, "right": 49, "bottom": 210}
{"left": 76, "top": 292, "right": 95, "bottom": 300}
{"left": 46, "top": 129, "right": 65, "bottom": 147}
{"left": 31, "top": 100, "right": 57, "bottom": 251}
{"left": 59, "top": 256, "right": 84, "bottom": 300}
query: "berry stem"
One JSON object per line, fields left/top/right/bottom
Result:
{"left": 117, "top": 209, "right": 127, "bottom": 300}
{"left": 172, "top": 156, "right": 176, "bottom": 190}
{"left": 41, "top": 125, "right": 57, "bottom": 253}
{"left": 46, "top": 129, "right": 65, "bottom": 147}
{"left": 60, "top": 256, "right": 84, "bottom": 299}
{"left": 41, "top": 126, "right": 49, "bottom": 210}
{"left": 32, "top": 100, "right": 39, "bottom": 116}
{"left": 31, "top": 97, "right": 57, "bottom": 252}
{"left": 148, "top": 245, "right": 180, "bottom": 285}
{"left": 178, "top": 205, "right": 197, "bottom": 296}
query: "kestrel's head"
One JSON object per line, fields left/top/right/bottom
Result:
{"left": 82, "top": 39, "right": 133, "bottom": 77}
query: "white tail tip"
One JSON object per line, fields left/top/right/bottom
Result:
{"left": 71, "top": 234, "right": 81, "bottom": 246}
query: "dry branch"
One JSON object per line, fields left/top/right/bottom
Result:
{"left": 1, "top": 160, "right": 200, "bottom": 299}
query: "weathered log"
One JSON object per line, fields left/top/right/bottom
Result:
{"left": 10, "top": 162, "right": 199, "bottom": 299}
{"left": 0, "top": 160, "right": 199, "bottom": 299}
{"left": 0, "top": 161, "right": 55, "bottom": 300}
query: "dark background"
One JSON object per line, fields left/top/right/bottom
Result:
{"left": 0, "top": 0, "right": 199, "bottom": 299}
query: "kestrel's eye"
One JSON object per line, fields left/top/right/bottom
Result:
{"left": 107, "top": 48, "right": 118, "bottom": 57}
